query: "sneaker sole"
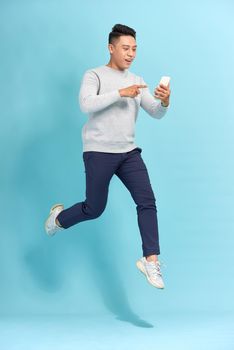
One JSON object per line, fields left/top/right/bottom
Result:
{"left": 136, "top": 259, "right": 164, "bottom": 289}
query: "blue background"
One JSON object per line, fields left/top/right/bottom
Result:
{"left": 1, "top": 0, "right": 234, "bottom": 349}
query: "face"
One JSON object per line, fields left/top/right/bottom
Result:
{"left": 108, "top": 35, "right": 137, "bottom": 69}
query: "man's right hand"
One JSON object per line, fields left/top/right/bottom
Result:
{"left": 119, "top": 84, "right": 147, "bottom": 98}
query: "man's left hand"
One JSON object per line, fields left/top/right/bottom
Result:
{"left": 154, "top": 83, "right": 171, "bottom": 107}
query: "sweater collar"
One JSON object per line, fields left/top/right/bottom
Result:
{"left": 104, "top": 65, "right": 128, "bottom": 76}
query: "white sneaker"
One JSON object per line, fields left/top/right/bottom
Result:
{"left": 45, "top": 203, "right": 65, "bottom": 236}
{"left": 136, "top": 257, "right": 165, "bottom": 289}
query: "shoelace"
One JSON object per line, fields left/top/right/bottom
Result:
{"left": 145, "top": 260, "right": 166, "bottom": 277}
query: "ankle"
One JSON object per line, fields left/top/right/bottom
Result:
{"left": 55, "top": 217, "right": 62, "bottom": 227}
{"left": 146, "top": 254, "right": 158, "bottom": 262}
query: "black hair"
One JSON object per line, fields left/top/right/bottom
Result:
{"left": 108, "top": 24, "right": 136, "bottom": 45}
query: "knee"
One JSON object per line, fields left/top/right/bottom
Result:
{"left": 83, "top": 197, "right": 107, "bottom": 218}
{"left": 92, "top": 208, "right": 105, "bottom": 218}
{"left": 88, "top": 204, "right": 106, "bottom": 219}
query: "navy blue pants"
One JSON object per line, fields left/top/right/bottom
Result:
{"left": 57, "top": 147, "right": 160, "bottom": 256}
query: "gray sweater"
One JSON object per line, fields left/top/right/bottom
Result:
{"left": 79, "top": 65, "right": 170, "bottom": 153}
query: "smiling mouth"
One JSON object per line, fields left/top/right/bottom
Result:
{"left": 125, "top": 59, "right": 132, "bottom": 63}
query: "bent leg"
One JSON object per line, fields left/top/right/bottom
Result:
{"left": 57, "top": 151, "right": 118, "bottom": 228}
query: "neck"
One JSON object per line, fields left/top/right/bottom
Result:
{"left": 106, "top": 61, "right": 126, "bottom": 72}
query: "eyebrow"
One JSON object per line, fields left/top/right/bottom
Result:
{"left": 122, "top": 45, "right": 137, "bottom": 48}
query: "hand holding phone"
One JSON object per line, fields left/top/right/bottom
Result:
{"left": 154, "top": 76, "right": 171, "bottom": 105}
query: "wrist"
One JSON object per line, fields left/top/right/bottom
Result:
{"left": 118, "top": 89, "right": 123, "bottom": 97}
{"left": 161, "top": 100, "right": 169, "bottom": 107}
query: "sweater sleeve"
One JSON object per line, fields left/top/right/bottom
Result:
{"left": 140, "top": 77, "right": 170, "bottom": 119}
{"left": 79, "top": 70, "right": 122, "bottom": 114}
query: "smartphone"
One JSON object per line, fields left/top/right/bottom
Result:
{"left": 159, "top": 76, "right": 171, "bottom": 86}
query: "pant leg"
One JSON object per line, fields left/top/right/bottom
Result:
{"left": 57, "top": 151, "right": 120, "bottom": 228}
{"left": 115, "top": 147, "right": 160, "bottom": 257}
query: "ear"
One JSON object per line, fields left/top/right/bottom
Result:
{"left": 108, "top": 43, "right": 114, "bottom": 54}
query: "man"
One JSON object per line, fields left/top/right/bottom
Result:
{"left": 45, "top": 24, "right": 171, "bottom": 289}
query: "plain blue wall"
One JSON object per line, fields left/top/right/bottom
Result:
{"left": 1, "top": 0, "right": 233, "bottom": 317}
